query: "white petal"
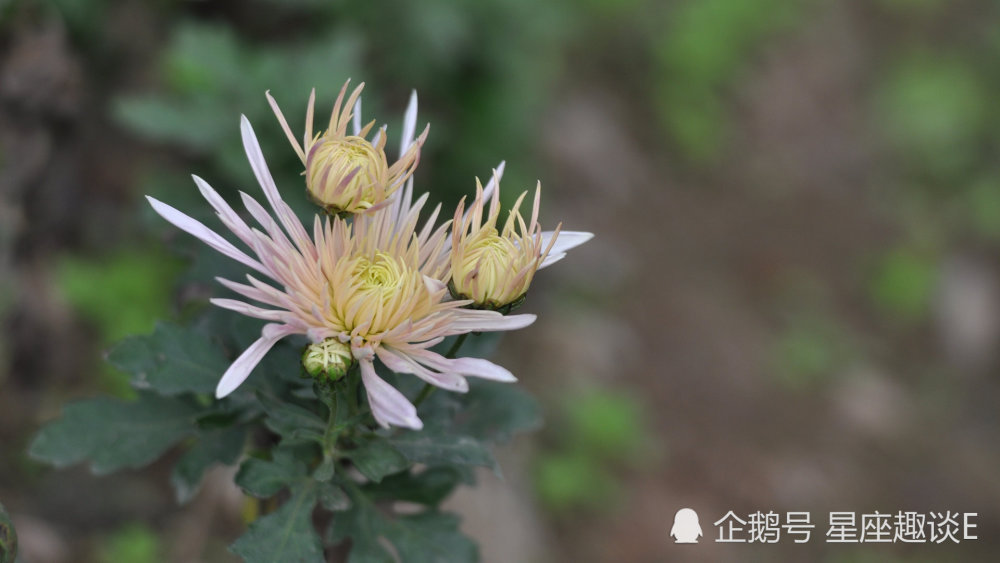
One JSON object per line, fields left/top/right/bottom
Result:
{"left": 404, "top": 348, "right": 516, "bottom": 382}
{"left": 215, "top": 324, "right": 294, "bottom": 398}
{"left": 192, "top": 175, "right": 256, "bottom": 247}
{"left": 239, "top": 116, "right": 314, "bottom": 258}
{"left": 445, "top": 311, "right": 536, "bottom": 334}
{"left": 481, "top": 161, "right": 506, "bottom": 201}
{"left": 539, "top": 231, "right": 593, "bottom": 269}
{"left": 360, "top": 359, "right": 423, "bottom": 430}
{"left": 209, "top": 298, "right": 290, "bottom": 322}
{"left": 400, "top": 90, "right": 418, "bottom": 157}
{"left": 352, "top": 97, "right": 362, "bottom": 136}
{"left": 377, "top": 347, "right": 469, "bottom": 392}
{"left": 146, "top": 196, "right": 267, "bottom": 274}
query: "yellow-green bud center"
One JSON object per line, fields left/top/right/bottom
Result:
{"left": 302, "top": 338, "right": 353, "bottom": 381}
{"left": 452, "top": 228, "right": 528, "bottom": 308}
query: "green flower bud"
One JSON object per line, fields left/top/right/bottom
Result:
{"left": 302, "top": 338, "right": 353, "bottom": 381}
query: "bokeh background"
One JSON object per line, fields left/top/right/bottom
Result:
{"left": 3, "top": 0, "right": 1000, "bottom": 561}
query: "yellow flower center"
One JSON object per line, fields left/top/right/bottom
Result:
{"left": 353, "top": 251, "right": 406, "bottom": 303}
{"left": 332, "top": 251, "right": 435, "bottom": 338}
{"left": 306, "top": 135, "right": 389, "bottom": 214}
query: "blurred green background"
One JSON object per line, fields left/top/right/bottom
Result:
{"left": 3, "top": 0, "right": 1000, "bottom": 561}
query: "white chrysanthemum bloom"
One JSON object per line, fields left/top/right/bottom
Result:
{"left": 267, "top": 80, "right": 428, "bottom": 215}
{"left": 146, "top": 116, "right": 534, "bottom": 430}
{"left": 450, "top": 173, "right": 594, "bottom": 309}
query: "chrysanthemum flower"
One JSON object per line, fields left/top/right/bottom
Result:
{"left": 146, "top": 117, "right": 533, "bottom": 429}
{"left": 450, "top": 172, "right": 593, "bottom": 310}
{"left": 267, "top": 80, "right": 428, "bottom": 215}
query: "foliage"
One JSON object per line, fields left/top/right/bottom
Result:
{"left": 868, "top": 248, "right": 937, "bottom": 323}
{"left": 99, "top": 524, "right": 161, "bottom": 563}
{"left": 654, "top": 0, "right": 807, "bottom": 162}
{"left": 534, "top": 389, "right": 647, "bottom": 514}
{"left": 30, "top": 307, "right": 541, "bottom": 561}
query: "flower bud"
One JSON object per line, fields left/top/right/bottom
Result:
{"left": 267, "top": 80, "right": 427, "bottom": 217}
{"left": 451, "top": 178, "right": 558, "bottom": 311}
{"left": 305, "top": 135, "right": 390, "bottom": 214}
{"left": 451, "top": 226, "right": 530, "bottom": 309}
{"left": 302, "top": 338, "right": 353, "bottom": 381}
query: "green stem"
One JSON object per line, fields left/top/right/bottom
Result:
{"left": 444, "top": 333, "right": 470, "bottom": 359}
{"left": 414, "top": 333, "right": 470, "bottom": 407}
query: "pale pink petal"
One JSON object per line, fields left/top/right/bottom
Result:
{"left": 146, "top": 196, "right": 267, "bottom": 274}
{"left": 377, "top": 347, "right": 469, "bottom": 393}
{"left": 191, "top": 175, "right": 256, "bottom": 247}
{"left": 443, "top": 311, "right": 536, "bottom": 334}
{"left": 400, "top": 90, "right": 418, "bottom": 157}
{"left": 402, "top": 347, "right": 516, "bottom": 382}
{"left": 239, "top": 116, "right": 314, "bottom": 258}
{"left": 371, "top": 125, "right": 384, "bottom": 149}
{"left": 209, "top": 298, "right": 291, "bottom": 322}
{"left": 538, "top": 231, "right": 593, "bottom": 269}
{"left": 352, "top": 98, "right": 362, "bottom": 136}
{"left": 360, "top": 359, "right": 423, "bottom": 430}
{"left": 216, "top": 324, "right": 296, "bottom": 398}
{"left": 480, "top": 161, "right": 506, "bottom": 201}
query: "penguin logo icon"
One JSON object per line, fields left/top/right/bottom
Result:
{"left": 670, "top": 508, "right": 703, "bottom": 543}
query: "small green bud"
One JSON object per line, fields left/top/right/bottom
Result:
{"left": 0, "top": 501, "right": 17, "bottom": 563}
{"left": 302, "top": 338, "right": 353, "bottom": 381}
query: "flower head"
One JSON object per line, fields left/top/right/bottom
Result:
{"left": 450, "top": 173, "right": 593, "bottom": 310}
{"left": 267, "top": 80, "right": 427, "bottom": 215}
{"left": 147, "top": 116, "right": 531, "bottom": 430}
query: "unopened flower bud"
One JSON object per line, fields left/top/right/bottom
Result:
{"left": 306, "top": 135, "right": 390, "bottom": 214}
{"left": 302, "top": 339, "right": 353, "bottom": 381}
{"left": 451, "top": 227, "right": 529, "bottom": 309}
{"left": 267, "top": 80, "right": 427, "bottom": 217}
{"left": 451, "top": 178, "right": 558, "bottom": 311}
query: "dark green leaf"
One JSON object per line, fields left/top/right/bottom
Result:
{"left": 107, "top": 322, "right": 228, "bottom": 396}
{"left": 257, "top": 393, "right": 326, "bottom": 443}
{"left": 29, "top": 393, "right": 199, "bottom": 474}
{"left": 333, "top": 490, "right": 477, "bottom": 563}
{"left": 230, "top": 483, "right": 323, "bottom": 563}
{"left": 318, "top": 482, "right": 351, "bottom": 512}
{"left": 349, "top": 440, "right": 410, "bottom": 483}
{"left": 389, "top": 430, "right": 497, "bottom": 473}
{"left": 171, "top": 426, "right": 247, "bottom": 503}
{"left": 363, "top": 467, "right": 462, "bottom": 506}
{"left": 235, "top": 449, "right": 309, "bottom": 498}
{"left": 455, "top": 380, "right": 542, "bottom": 443}
{"left": 384, "top": 511, "right": 478, "bottom": 563}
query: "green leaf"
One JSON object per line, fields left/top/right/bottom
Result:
{"left": 383, "top": 511, "right": 478, "bottom": 563}
{"left": 29, "top": 393, "right": 199, "bottom": 474}
{"left": 171, "top": 426, "right": 247, "bottom": 503}
{"left": 455, "top": 380, "right": 542, "bottom": 443}
{"left": 333, "top": 490, "right": 477, "bottom": 563}
{"left": 235, "top": 448, "right": 309, "bottom": 498}
{"left": 108, "top": 322, "right": 229, "bottom": 396}
{"left": 388, "top": 430, "right": 497, "bottom": 473}
{"left": 318, "top": 482, "right": 351, "bottom": 512}
{"left": 363, "top": 467, "right": 463, "bottom": 506}
{"left": 230, "top": 483, "right": 324, "bottom": 563}
{"left": 257, "top": 393, "right": 327, "bottom": 443}
{"left": 349, "top": 439, "right": 410, "bottom": 483}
